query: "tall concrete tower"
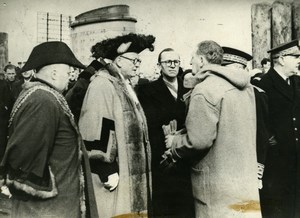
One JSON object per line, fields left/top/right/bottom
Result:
{"left": 70, "top": 5, "right": 137, "bottom": 65}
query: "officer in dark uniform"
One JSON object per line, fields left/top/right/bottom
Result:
{"left": 257, "top": 39, "right": 300, "bottom": 218}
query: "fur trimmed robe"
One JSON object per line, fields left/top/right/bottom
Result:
{"left": 0, "top": 80, "right": 87, "bottom": 218}
{"left": 79, "top": 69, "right": 152, "bottom": 218}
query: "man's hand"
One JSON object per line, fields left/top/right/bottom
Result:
{"left": 104, "top": 173, "right": 119, "bottom": 192}
{"left": 160, "top": 149, "right": 177, "bottom": 172}
{"left": 269, "top": 135, "right": 278, "bottom": 146}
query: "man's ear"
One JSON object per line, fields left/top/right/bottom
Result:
{"left": 51, "top": 69, "right": 58, "bottom": 80}
{"left": 198, "top": 56, "right": 206, "bottom": 68}
{"left": 157, "top": 62, "right": 162, "bottom": 70}
{"left": 115, "top": 57, "right": 122, "bottom": 68}
{"left": 278, "top": 56, "right": 285, "bottom": 66}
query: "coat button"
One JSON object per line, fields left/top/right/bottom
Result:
{"left": 295, "top": 128, "right": 298, "bottom": 131}
{"left": 296, "top": 138, "right": 299, "bottom": 141}
{"left": 293, "top": 118, "right": 297, "bottom": 121}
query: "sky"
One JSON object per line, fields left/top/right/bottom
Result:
{"left": 0, "top": 0, "right": 286, "bottom": 74}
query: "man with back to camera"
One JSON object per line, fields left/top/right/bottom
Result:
{"left": 11, "top": 69, "right": 34, "bottom": 101}
{"left": 204, "top": 46, "right": 271, "bottom": 217}
{"left": 138, "top": 48, "right": 194, "bottom": 218}
{"left": 162, "top": 40, "right": 261, "bottom": 218}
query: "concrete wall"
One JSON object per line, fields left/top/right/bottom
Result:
{"left": 251, "top": 0, "right": 298, "bottom": 68}
{"left": 0, "top": 32, "right": 8, "bottom": 72}
{"left": 251, "top": 4, "right": 272, "bottom": 68}
{"left": 272, "top": 1, "right": 292, "bottom": 47}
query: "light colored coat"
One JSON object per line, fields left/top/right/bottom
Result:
{"left": 172, "top": 69, "right": 261, "bottom": 218}
{"left": 79, "top": 69, "right": 151, "bottom": 218}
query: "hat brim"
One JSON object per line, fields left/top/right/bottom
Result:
{"left": 21, "top": 42, "right": 85, "bottom": 73}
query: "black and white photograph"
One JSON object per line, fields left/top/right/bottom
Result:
{"left": 0, "top": 0, "right": 300, "bottom": 217}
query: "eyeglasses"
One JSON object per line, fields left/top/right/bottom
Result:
{"left": 283, "top": 54, "right": 300, "bottom": 58}
{"left": 120, "top": 56, "right": 142, "bottom": 65}
{"left": 160, "top": 60, "right": 180, "bottom": 67}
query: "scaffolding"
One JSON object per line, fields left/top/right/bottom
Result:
{"left": 37, "top": 12, "right": 72, "bottom": 46}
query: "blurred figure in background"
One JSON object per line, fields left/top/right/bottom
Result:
{"left": 65, "top": 60, "right": 104, "bottom": 123}
{"left": 251, "top": 58, "right": 271, "bottom": 86}
{"left": 4, "top": 64, "right": 17, "bottom": 90}
{"left": 11, "top": 69, "right": 35, "bottom": 101}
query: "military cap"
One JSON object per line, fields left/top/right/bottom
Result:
{"left": 91, "top": 33, "right": 155, "bottom": 60}
{"left": 21, "top": 41, "right": 85, "bottom": 73}
{"left": 268, "top": 39, "right": 300, "bottom": 58}
{"left": 222, "top": 47, "right": 252, "bottom": 67}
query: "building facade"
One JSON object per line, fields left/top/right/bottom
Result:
{"left": 70, "top": 5, "right": 137, "bottom": 65}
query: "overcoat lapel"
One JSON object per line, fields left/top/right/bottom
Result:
{"left": 152, "top": 77, "right": 177, "bottom": 105}
{"left": 291, "top": 76, "right": 300, "bottom": 105}
{"left": 270, "top": 70, "right": 294, "bottom": 102}
{"left": 177, "top": 77, "right": 186, "bottom": 102}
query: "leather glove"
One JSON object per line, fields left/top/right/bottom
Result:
{"left": 104, "top": 173, "right": 119, "bottom": 192}
{"left": 165, "top": 134, "right": 175, "bottom": 149}
{"left": 162, "top": 120, "right": 177, "bottom": 136}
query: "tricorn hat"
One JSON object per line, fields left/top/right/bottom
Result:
{"left": 21, "top": 41, "right": 85, "bottom": 73}
{"left": 268, "top": 39, "right": 300, "bottom": 59}
{"left": 222, "top": 47, "right": 252, "bottom": 67}
{"left": 91, "top": 33, "right": 155, "bottom": 60}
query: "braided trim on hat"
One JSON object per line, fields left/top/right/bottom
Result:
{"left": 272, "top": 46, "right": 300, "bottom": 58}
{"left": 223, "top": 53, "right": 247, "bottom": 66}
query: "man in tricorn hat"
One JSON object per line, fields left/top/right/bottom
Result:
{"left": 256, "top": 39, "right": 300, "bottom": 218}
{"left": 79, "top": 33, "right": 155, "bottom": 217}
{"left": 0, "top": 41, "right": 95, "bottom": 218}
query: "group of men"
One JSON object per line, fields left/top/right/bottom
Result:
{"left": 0, "top": 31, "right": 299, "bottom": 218}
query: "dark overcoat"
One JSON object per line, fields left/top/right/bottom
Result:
{"left": 138, "top": 76, "right": 194, "bottom": 218}
{"left": 0, "top": 80, "right": 13, "bottom": 161}
{"left": 257, "top": 68, "right": 300, "bottom": 218}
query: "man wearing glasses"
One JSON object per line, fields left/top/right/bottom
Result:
{"left": 257, "top": 39, "right": 300, "bottom": 218}
{"left": 138, "top": 48, "right": 194, "bottom": 218}
{"left": 79, "top": 33, "right": 155, "bottom": 218}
